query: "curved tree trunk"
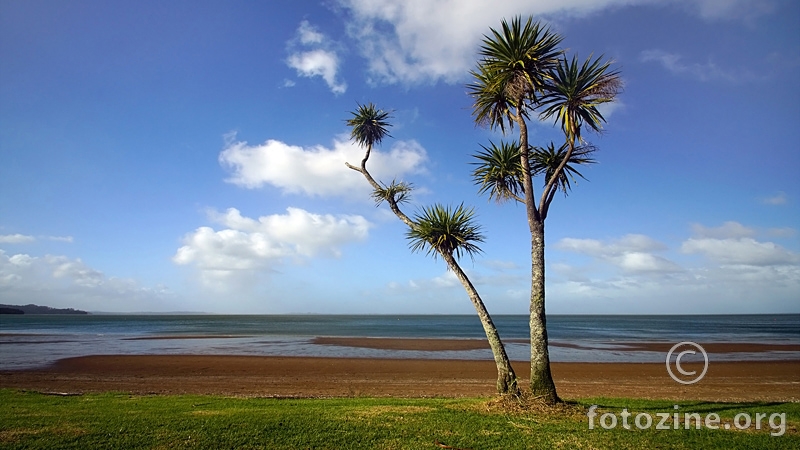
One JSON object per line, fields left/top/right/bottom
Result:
{"left": 347, "top": 148, "right": 519, "bottom": 396}
{"left": 442, "top": 252, "right": 520, "bottom": 396}
{"left": 529, "top": 220, "right": 559, "bottom": 402}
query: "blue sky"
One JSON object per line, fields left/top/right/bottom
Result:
{"left": 1, "top": 0, "right": 798, "bottom": 314}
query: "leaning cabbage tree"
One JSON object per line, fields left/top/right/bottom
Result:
{"left": 345, "top": 103, "right": 519, "bottom": 396}
{"left": 469, "top": 16, "right": 621, "bottom": 403}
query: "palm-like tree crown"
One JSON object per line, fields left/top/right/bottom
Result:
{"left": 530, "top": 142, "right": 596, "bottom": 195}
{"left": 539, "top": 55, "right": 622, "bottom": 143}
{"left": 471, "top": 140, "right": 525, "bottom": 202}
{"left": 468, "top": 16, "right": 563, "bottom": 131}
{"left": 407, "top": 204, "right": 484, "bottom": 261}
{"left": 346, "top": 103, "right": 392, "bottom": 148}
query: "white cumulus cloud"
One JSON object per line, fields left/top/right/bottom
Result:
{"left": 690, "top": 221, "right": 755, "bottom": 239}
{"left": 286, "top": 21, "right": 347, "bottom": 94}
{"left": 218, "top": 136, "right": 427, "bottom": 197}
{"left": 681, "top": 237, "right": 798, "bottom": 266}
{"left": 46, "top": 235, "right": 74, "bottom": 243}
{"left": 297, "top": 20, "right": 325, "bottom": 45}
{"left": 549, "top": 222, "right": 799, "bottom": 313}
{"left": 287, "top": 49, "right": 347, "bottom": 94}
{"left": 173, "top": 207, "right": 371, "bottom": 285}
{"left": 337, "top": 0, "right": 776, "bottom": 86}
{"left": 0, "top": 234, "right": 35, "bottom": 244}
{"left": 47, "top": 255, "right": 106, "bottom": 287}
{"left": 0, "top": 234, "right": 74, "bottom": 244}
{"left": 556, "top": 234, "right": 681, "bottom": 273}
{"left": 339, "top": 0, "right": 646, "bottom": 85}
{"left": 0, "top": 250, "right": 170, "bottom": 311}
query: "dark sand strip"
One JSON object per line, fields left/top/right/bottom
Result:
{"left": 123, "top": 335, "right": 256, "bottom": 340}
{"left": 313, "top": 337, "right": 493, "bottom": 351}
{"left": 550, "top": 341, "right": 800, "bottom": 353}
{"left": 1, "top": 355, "right": 797, "bottom": 402}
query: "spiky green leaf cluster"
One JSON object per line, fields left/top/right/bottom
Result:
{"left": 471, "top": 141, "right": 597, "bottom": 201}
{"left": 346, "top": 102, "right": 392, "bottom": 149}
{"left": 468, "top": 16, "right": 563, "bottom": 132}
{"left": 469, "top": 16, "right": 621, "bottom": 142}
{"left": 372, "top": 179, "right": 413, "bottom": 206}
{"left": 539, "top": 55, "right": 622, "bottom": 143}
{"left": 530, "top": 142, "right": 596, "bottom": 195}
{"left": 471, "top": 140, "right": 525, "bottom": 203}
{"left": 407, "top": 204, "right": 484, "bottom": 261}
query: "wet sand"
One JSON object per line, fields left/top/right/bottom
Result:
{"left": 313, "top": 337, "right": 800, "bottom": 353}
{"left": 1, "top": 338, "right": 798, "bottom": 401}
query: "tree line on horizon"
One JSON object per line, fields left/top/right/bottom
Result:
{"left": 0, "top": 304, "right": 89, "bottom": 315}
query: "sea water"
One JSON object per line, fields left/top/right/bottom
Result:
{"left": 1, "top": 314, "right": 798, "bottom": 369}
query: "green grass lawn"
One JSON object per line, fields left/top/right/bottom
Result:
{"left": 0, "top": 389, "right": 797, "bottom": 449}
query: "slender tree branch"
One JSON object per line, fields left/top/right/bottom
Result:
{"left": 538, "top": 137, "right": 575, "bottom": 219}
{"left": 510, "top": 192, "right": 526, "bottom": 204}
{"left": 345, "top": 162, "right": 363, "bottom": 173}
{"left": 541, "top": 179, "right": 559, "bottom": 220}
{"left": 346, "top": 146, "right": 415, "bottom": 228}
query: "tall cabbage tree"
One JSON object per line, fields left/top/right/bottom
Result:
{"left": 469, "top": 16, "right": 620, "bottom": 403}
{"left": 346, "top": 103, "right": 520, "bottom": 395}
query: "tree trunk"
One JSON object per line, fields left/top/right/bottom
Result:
{"left": 347, "top": 145, "right": 518, "bottom": 396}
{"left": 442, "top": 252, "right": 520, "bottom": 396}
{"left": 515, "top": 106, "right": 559, "bottom": 402}
{"left": 529, "top": 219, "right": 559, "bottom": 403}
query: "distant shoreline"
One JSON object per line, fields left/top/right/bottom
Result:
{"left": 0, "top": 304, "right": 88, "bottom": 315}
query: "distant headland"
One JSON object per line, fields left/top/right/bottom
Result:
{"left": 0, "top": 304, "right": 89, "bottom": 315}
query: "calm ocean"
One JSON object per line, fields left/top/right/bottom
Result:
{"left": 1, "top": 314, "right": 798, "bottom": 369}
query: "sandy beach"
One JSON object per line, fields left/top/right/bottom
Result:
{"left": 1, "top": 338, "right": 798, "bottom": 401}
